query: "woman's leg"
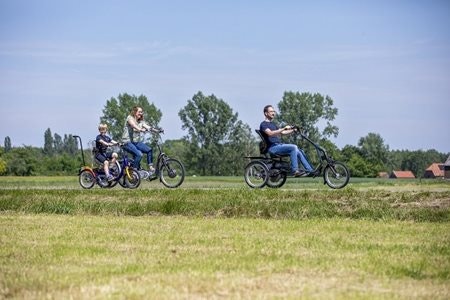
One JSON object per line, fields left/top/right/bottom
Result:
{"left": 123, "top": 142, "right": 143, "bottom": 169}
{"left": 135, "top": 142, "right": 153, "bottom": 166}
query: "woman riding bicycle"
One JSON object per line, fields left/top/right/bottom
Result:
{"left": 121, "top": 106, "right": 161, "bottom": 173}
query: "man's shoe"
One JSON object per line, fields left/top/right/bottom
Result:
{"left": 107, "top": 174, "right": 114, "bottom": 182}
{"left": 292, "top": 170, "right": 306, "bottom": 177}
{"left": 307, "top": 170, "right": 320, "bottom": 177}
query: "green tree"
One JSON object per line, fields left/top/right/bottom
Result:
{"left": 178, "top": 91, "right": 247, "bottom": 175}
{"left": 5, "top": 146, "right": 39, "bottom": 176}
{"left": 4, "top": 136, "right": 11, "bottom": 152}
{"left": 0, "top": 158, "right": 6, "bottom": 175}
{"left": 358, "top": 133, "right": 389, "bottom": 166}
{"left": 346, "top": 153, "right": 378, "bottom": 177}
{"left": 277, "top": 91, "right": 339, "bottom": 143}
{"left": 274, "top": 91, "right": 339, "bottom": 168}
{"left": 63, "top": 134, "right": 78, "bottom": 155}
{"left": 53, "top": 133, "right": 63, "bottom": 154}
{"left": 44, "top": 128, "right": 54, "bottom": 155}
{"left": 221, "top": 121, "right": 257, "bottom": 175}
{"left": 100, "top": 93, "right": 162, "bottom": 140}
{"left": 0, "top": 148, "right": 6, "bottom": 175}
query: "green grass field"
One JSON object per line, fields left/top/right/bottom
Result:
{"left": 0, "top": 176, "right": 449, "bottom": 299}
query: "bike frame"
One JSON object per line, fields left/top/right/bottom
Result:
{"left": 139, "top": 130, "right": 185, "bottom": 188}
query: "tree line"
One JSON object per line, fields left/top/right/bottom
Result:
{"left": 1, "top": 91, "right": 448, "bottom": 177}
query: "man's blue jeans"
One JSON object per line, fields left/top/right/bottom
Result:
{"left": 269, "top": 143, "right": 313, "bottom": 173}
{"left": 123, "top": 142, "right": 152, "bottom": 169}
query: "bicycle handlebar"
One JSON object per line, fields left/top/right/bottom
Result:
{"left": 142, "top": 127, "right": 164, "bottom": 134}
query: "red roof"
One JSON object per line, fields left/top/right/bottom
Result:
{"left": 390, "top": 171, "right": 415, "bottom": 179}
{"left": 424, "top": 163, "right": 444, "bottom": 178}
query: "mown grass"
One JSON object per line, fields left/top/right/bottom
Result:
{"left": 0, "top": 176, "right": 449, "bottom": 299}
{"left": 1, "top": 214, "right": 449, "bottom": 299}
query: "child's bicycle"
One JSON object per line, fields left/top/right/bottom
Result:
{"left": 110, "top": 143, "right": 142, "bottom": 189}
{"left": 74, "top": 135, "right": 140, "bottom": 189}
{"left": 244, "top": 126, "right": 350, "bottom": 189}
{"left": 138, "top": 128, "right": 185, "bottom": 188}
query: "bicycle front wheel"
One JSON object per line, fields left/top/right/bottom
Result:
{"left": 324, "top": 161, "right": 350, "bottom": 189}
{"left": 160, "top": 158, "right": 185, "bottom": 188}
{"left": 124, "top": 168, "right": 141, "bottom": 189}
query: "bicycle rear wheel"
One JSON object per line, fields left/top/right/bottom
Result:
{"left": 107, "top": 161, "right": 121, "bottom": 188}
{"left": 160, "top": 158, "right": 185, "bottom": 188}
{"left": 244, "top": 161, "right": 269, "bottom": 188}
{"left": 79, "top": 169, "right": 95, "bottom": 189}
{"left": 324, "top": 161, "right": 350, "bottom": 189}
{"left": 266, "top": 168, "right": 287, "bottom": 188}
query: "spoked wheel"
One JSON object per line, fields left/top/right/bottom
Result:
{"left": 244, "top": 161, "right": 269, "bottom": 188}
{"left": 107, "top": 161, "right": 122, "bottom": 188}
{"left": 324, "top": 161, "right": 350, "bottom": 189}
{"left": 266, "top": 168, "right": 287, "bottom": 188}
{"left": 123, "top": 167, "right": 141, "bottom": 189}
{"left": 160, "top": 158, "right": 185, "bottom": 188}
{"left": 79, "top": 169, "right": 95, "bottom": 189}
{"left": 96, "top": 174, "right": 110, "bottom": 188}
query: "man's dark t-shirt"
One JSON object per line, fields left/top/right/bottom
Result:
{"left": 260, "top": 121, "right": 281, "bottom": 148}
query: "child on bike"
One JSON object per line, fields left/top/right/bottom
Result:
{"left": 95, "top": 124, "right": 119, "bottom": 181}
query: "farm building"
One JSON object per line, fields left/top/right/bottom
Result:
{"left": 390, "top": 170, "right": 415, "bottom": 179}
{"left": 423, "top": 163, "right": 444, "bottom": 179}
{"left": 445, "top": 156, "right": 450, "bottom": 179}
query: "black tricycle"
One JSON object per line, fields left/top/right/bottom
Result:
{"left": 244, "top": 126, "right": 350, "bottom": 189}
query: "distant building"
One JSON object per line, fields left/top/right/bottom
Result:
{"left": 444, "top": 156, "right": 450, "bottom": 179}
{"left": 390, "top": 170, "right": 415, "bottom": 179}
{"left": 423, "top": 163, "right": 444, "bottom": 179}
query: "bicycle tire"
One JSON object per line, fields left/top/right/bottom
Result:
{"left": 324, "top": 161, "right": 350, "bottom": 189}
{"left": 244, "top": 160, "right": 269, "bottom": 188}
{"left": 124, "top": 168, "right": 141, "bottom": 189}
{"left": 79, "top": 169, "right": 95, "bottom": 189}
{"left": 266, "top": 168, "right": 287, "bottom": 188}
{"left": 160, "top": 158, "right": 185, "bottom": 188}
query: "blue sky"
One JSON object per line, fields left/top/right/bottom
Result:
{"left": 1, "top": 0, "right": 449, "bottom": 153}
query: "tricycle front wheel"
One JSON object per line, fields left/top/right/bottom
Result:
{"left": 324, "top": 161, "right": 350, "bottom": 189}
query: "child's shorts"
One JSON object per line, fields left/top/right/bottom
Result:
{"left": 95, "top": 153, "right": 114, "bottom": 164}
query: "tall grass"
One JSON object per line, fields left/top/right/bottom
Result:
{"left": 0, "top": 187, "right": 449, "bottom": 222}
